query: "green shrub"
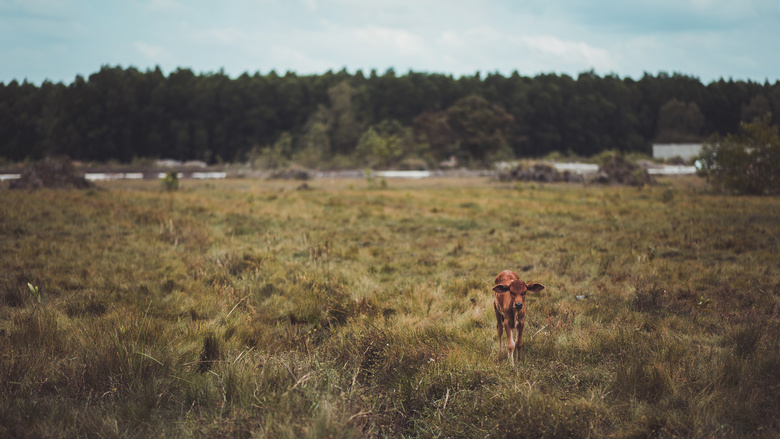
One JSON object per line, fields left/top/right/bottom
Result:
{"left": 161, "top": 171, "right": 179, "bottom": 191}
{"left": 697, "top": 114, "right": 780, "bottom": 195}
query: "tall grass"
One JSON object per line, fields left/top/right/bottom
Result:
{"left": 1, "top": 177, "right": 778, "bottom": 437}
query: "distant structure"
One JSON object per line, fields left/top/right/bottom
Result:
{"left": 154, "top": 159, "right": 208, "bottom": 168}
{"left": 439, "top": 155, "right": 458, "bottom": 169}
{"left": 652, "top": 143, "right": 703, "bottom": 161}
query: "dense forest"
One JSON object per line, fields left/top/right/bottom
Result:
{"left": 1, "top": 66, "right": 778, "bottom": 168}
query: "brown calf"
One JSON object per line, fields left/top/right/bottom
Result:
{"left": 492, "top": 270, "right": 544, "bottom": 365}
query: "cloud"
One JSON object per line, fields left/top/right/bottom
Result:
{"left": 146, "top": 0, "right": 186, "bottom": 13}
{"left": 2, "top": 0, "right": 778, "bottom": 84}
{"left": 438, "top": 31, "right": 463, "bottom": 47}
{"left": 349, "top": 25, "right": 428, "bottom": 56}
{"left": 269, "top": 45, "right": 333, "bottom": 73}
{"left": 427, "top": 26, "right": 617, "bottom": 75}
{"left": 201, "top": 27, "right": 247, "bottom": 45}
{"left": 133, "top": 41, "right": 167, "bottom": 62}
{"left": 513, "top": 35, "right": 616, "bottom": 71}
{"left": 299, "top": 0, "right": 317, "bottom": 12}
{"left": 546, "top": 0, "right": 763, "bottom": 34}
{"left": 0, "top": 0, "right": 76, "bottom": 18}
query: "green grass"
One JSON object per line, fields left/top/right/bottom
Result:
{"left": 1, "top": 177, "right": 779, "bottom": 438}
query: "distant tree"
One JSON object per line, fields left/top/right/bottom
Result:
{"left": 524, "top": 74, "right": 569, "bottom": 156}
{"left": 741, "top": 94, "right": 771, "bottom": 123}
{"left": 295, "top": 106, "right": 331, "bottom": 168}
{"left": 3, "top": 80, "right": 56, "bottom": 160}
{"left": 446, "top": 95, "right": 514, "bottom": 164}
{"left": 771, "top": 84, "right": 780, "bottom": 127}
{"left": 413, "top": 110, "right": 459, "bottom": 162}
{"left": 415, "top": 95, "right": 513, "bottom": 166}
{"left": 697, "top": 114, "right": 780, "bottom": 195}
{"left": 702, "top": 78, "right": 750, "bottom": 136}
{"left": 375, "top": 119, "right": 417, "bottom": 157}
{"left": 354, "top": 119, "right": 418, "bottom": 168}
{"left": 655, "top": 98, "right": 704, "bottom": 142}
{"left": 327, "top": 81, "right": 363, "bottom": 154}
{"left": 250, "top": 132, "right": 293, "bottom": 170}
{"left": 2, "top": 66, "right": 778, "bottom": 168}
{"left": 356, "top": 127, "right": 402, "bottom": 169}
{"left": 561, "top": 71, "right": 644, "bottom": 156}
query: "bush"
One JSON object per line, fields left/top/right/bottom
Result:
{"left": 697, "top": 114, "right": 780, "bottom": 195}
{"left": 161, "top": 171, "right": 179, "bottom": 191}
{"left": 9, "top": 156, "right": 94, "bottom": 190}
{"left": 595, "top": 153, "right": 654, "bottom": 186}
{"left": 249, "top": 132, "right": 293, "bottom": 170}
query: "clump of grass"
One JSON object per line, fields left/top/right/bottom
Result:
{"left": 630, "top": 277, "right": 666, "bottom": 314}
{"left": 614, "top": 358, "right": 675, "bottom": 403}
{"left": 1, "top": 284, "right": 27, "bottom": 308}
{"left": 689, "top": 295, "right": 714, "bottom": 322}
{"left": 65, "top": 293, "right": 107, "bottom": 317}
{"left": 198, "top": 332, "right": 221, "bottom": 373}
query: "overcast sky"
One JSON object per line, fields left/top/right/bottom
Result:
{"left": 1, "top": 0, "right": 778, "bottom": 85}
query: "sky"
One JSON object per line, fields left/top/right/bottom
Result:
{"left": 1, "top": 0, "right": 779, "bottom": 85}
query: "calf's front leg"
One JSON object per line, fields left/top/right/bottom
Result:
{"left": 495, "top": 308, "right": 505, "bottom": 354}
{"left": 513, "top": 319, "right": 525, "bottom": 361}
{"left": 505, "top": 323, "right": 516, "bottom": 366}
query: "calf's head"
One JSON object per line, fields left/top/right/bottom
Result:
{"left": 492, "top": 280, "right": 545, "bottom": 313}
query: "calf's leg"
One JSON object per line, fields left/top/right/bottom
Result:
{"left": 514, "top": 320, "right": 525, "bottom": 362}
{"left": 505, "top": 324, "right": 516, "bottom": 366}
{"left": 494, "top": 307, "right": 505, "bottom": 354}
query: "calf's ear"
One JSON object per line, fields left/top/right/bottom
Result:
{"left": 492, "top": 285, "right": 510, "bottom": 293}
{"left": 527, "top": 283, "right": 545, "bottom": 292}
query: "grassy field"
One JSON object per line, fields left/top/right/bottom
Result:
{"left": 1, "top": 176, "right": 779, "bottom": 438}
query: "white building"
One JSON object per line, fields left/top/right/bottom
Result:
{"left": 652, "top": 143, "right": 702, "bottom": 161}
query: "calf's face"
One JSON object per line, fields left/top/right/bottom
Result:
{"left": 493, "top": 280, "right": 545, "bottom": 316}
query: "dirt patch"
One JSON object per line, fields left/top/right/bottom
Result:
{"left": 595, "top": 156, "right": 655, "bottom": 186}
{"left": 268, "top": 167, "right": 312, "bottom": 180}
{"left": 9, "top": 157, "right": 94, "bottom": 190}
{"left": 498, "top": 163, "right": 584, "bottom": 183}
{"left": 498, "top": 158, "right": 655, "bottom": 186}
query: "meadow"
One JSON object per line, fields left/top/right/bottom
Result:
{"left": 1, "top": 176, "right": 778, "bottom": 438}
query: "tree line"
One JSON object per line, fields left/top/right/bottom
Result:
{"left": 1, "top": 65, "right": 778, "bottom": 168}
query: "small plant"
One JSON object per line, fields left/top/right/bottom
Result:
{"left": 162, "top": 171, "right": 180, "bottom": 191}
{"left": 646, "top": 246, "right": 657, "bottom": 261}
{"left": 27, "top": 282, "right": 41, "bottom": 303}
{"left": 661, "top": 186, "right": 674, "bottom": 203}
{"left": 690, "top": 296, "right": 713, "bottom": 322}
{"left": 365, "top": 169, "right": 387, "bottom": 189}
